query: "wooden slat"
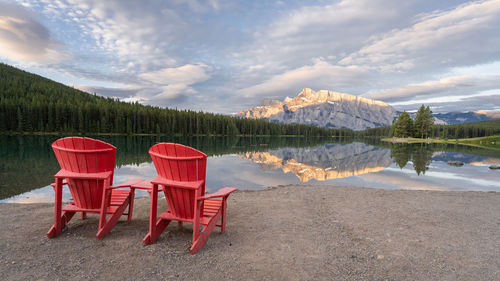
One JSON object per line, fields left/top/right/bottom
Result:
{"left": 96, "top": 147, "right": 106, "bottom": 175}
{"left": 150, "top": 151, "right": 204, "bottom": 161}
{"left": 60, "top": 147, "right": 74, "bottom": 172}
{"left": 185, "top": 147, "right": 197, "bottom": 182}
{"left": 52, "top": 146, "right": 114, "bottom": 153}
{"left": 183, "top": 146, "right": 195, "bottom": 216}
{"left": 164, "top": 187, "right": 177, "bottom": 217}
{"left": 81, "top": 179, "right": 91, "bottom": 208}
{"left": 71, "top": 138, "right": 84, "bottom": 208}
{"left": 175, "top": 144, "right": 189, "bottom": 181}
{"left": 151, "top": 177, "right": 203, "bottom": 189}
{"left": 199, "top": 158, "right": 207, "bottom": 195}
{"left": 62, "top": 138, "right": 75, "bottom": 171}
{"left": 203, "top": 205, "right": 221, "bottom": 210}
{"left": 184, "top": 189, "right": 192, "bottom": 219}
{"left": 175, "top": 187, "right": 186, "bottom": 218}
{"left": 164, "top": 144, "right": 177, "bottom": 180}
{"left": 157, "top": 144, "right": 171, "bottom": 180}
{"left": 68, "top": 179, "right": 79, "bottom": 207}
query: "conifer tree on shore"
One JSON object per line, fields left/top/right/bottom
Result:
{"left": 414, "top": 105, "right": 434, "bottom": 139}
{"left": 394, "top": 111, "right": 413, "bottom": 137}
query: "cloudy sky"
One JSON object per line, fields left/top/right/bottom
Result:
{"left": 0, "top": 0, "right": 499, "bottom": 114}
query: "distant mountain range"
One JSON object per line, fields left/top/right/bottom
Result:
{"left": 238, "top": 88, "right": 500, "bottom": 130}
{"left": 238, "top": 88, "right": 398, "bottom": 130}
{"left": 432, "top": 111, "right": 500, "bottom": 125}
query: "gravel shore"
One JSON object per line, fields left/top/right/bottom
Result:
{"left": 1, "top": 185, "right": 499, "bottom": 280}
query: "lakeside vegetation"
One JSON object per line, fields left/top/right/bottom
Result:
{"left": 358, "top": 119, "right": 500, "bottom": 139}
{"left": 355, "top": 104, "right": 500, "bottom": 150}
{"left": 0, "top": 63, "right": 352, "bottom": 138}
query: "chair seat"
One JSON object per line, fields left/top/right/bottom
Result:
{"left": 203, "top": 199, "right": 222, "bottom": 217}
{"left": 63, "top": 189, "right": 132, "bottom": 213}
{"left": 157, "top": 199, "right": 223, "bottom": 223}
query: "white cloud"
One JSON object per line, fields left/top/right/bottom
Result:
{"left": 139, "top": 64, "right": 211, "bottom": 86}
{"left": 80, "top": 63, "right": 213, "bottom": 107}
{"left": 363, "top": 74, "right": 500, "bottom": 102}
{"left": 394, "top": 93, "right": 500, "bottom": 113}
{"left": 237, "top": 59, "right": 369, "bottom": 98}
{"left": 4, "top": 0, "right": 500, "bottom": 114}
{"left": 340, "top": 0, "right": 500, "bottom": 72}
{"left": 139, "top": 63, "right": 212, "bottom": 101}
{"left": 0, "top": 2, "right": 68, "bottom": 63}
{"left": 237, "top": 0, "right": 413, "bottom": 72}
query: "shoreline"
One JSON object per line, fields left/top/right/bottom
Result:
{"left": 0, "top": 132, "right": 351, "bottom": 138}
{"left": 382, "top": 136, "right": 500, "bottom": 150}
{"left": 1, "top": 185, "right": 499, "bottom": 280}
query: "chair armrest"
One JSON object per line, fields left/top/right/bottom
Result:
{"left": 151, "top": 176, "right": 204, "bottom": 190}
{"left": 50, "top": 179, "right": 69, "bottom": 188}
{"left": 106, "top": 178, "right": 145, "bottom": 190}
{"left": 198, "top": 187, "right": 237, "bottom": 200}
{"left": 54, "top": 170, "right": 113, "bottom": 180}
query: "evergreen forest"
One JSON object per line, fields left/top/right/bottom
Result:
{"left": 0, "top": 63, "right": 352, "bottom": 137}
{"left": 2, "top": 63, "right": 498, "bottom": 139}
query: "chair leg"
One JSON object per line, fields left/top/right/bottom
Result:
{"left": 190, "top": 209, "right": 221, "bottom": 254}
{"left": 47, "top": 211, "right": 76, "bottom": 238}
{"left": 221, "top": 198, "right": 228, "bottom": 234}
{"left": 81, "top": 212, "right": 87, "bottom": 220}
{"left": 143, "top": 184, "right": 159, "bottom": 245}
{"left": 47, "top": 178, "right": 63, "bottom": 238}
{"left": 143, "top": 218, "right": 171, "bottom": 244}
{"left": 192, "top": 201, "right": 201, "bottom": 246}
{"left": 98, "top": 189, "right": 110, "bottom": 231}
{"left": 127, "top": 189, "right": 135, "bottom": 221}
{"left": 96, "top": 198, "right": 130, "bottom": 239}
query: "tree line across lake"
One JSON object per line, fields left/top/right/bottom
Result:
{"left": 1, "top": 63, "right": 498, "bottom": 139}
{"left": 360, "top": 119, "right": 500, "bottom": 139}
{"left": 0, "top": 63, "right": 353, "bottom": 137}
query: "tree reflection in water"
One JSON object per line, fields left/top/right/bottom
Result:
{"left": 390, "top": 143, "right": 434, "bottom": 175}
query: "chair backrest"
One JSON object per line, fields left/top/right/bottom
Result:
{"left": 149, "top": 143, "right": 207, "bottom": 219}
{"left": 52, "top": 137, "right": 116, "bottom": 209}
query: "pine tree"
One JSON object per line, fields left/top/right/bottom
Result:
{"left": 17, "top": 107, "right": 23, "bottom": 132}
{"left": 414, "top": 105, "right": 434, "bottom": 138}
{"left": 394, "top": 112, "right": 413, "bottom": 137}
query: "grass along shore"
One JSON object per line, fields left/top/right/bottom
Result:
{"left": 382, "top": 135, "right": 500, "bottom": 150}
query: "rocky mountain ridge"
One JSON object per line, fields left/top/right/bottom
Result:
{"left": 238, "top": 88, "right": 398, "bottom": 130}
{"left": 432, "top": 111, "right": 500, "bottom": 125}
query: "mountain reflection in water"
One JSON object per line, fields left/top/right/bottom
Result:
{"left": 241, "top": 143, "right": 393, "bottom": 182}
{"left": 2, "top": 135, "right": 499, "bottom": 203}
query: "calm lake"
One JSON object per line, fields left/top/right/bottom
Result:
{"left": 1, "top": 135, "right": 499, "bottom": 203}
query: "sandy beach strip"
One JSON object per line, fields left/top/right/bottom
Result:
{"left": 1, "top": 185, "right": 499, "bottom": 281}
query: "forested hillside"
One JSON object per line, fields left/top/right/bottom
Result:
{"left": 0, "top": 63, "right": 352, "bottom": 137}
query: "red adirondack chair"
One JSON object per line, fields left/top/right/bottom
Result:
{"left": 139, "top": 143, "right": 236, "bottom": 254}
{"left": 47, "top": 137, "right": 135, "bottom": 239}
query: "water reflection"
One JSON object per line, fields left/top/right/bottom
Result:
{"left": 0, "top": 135, "right": 339, "bottom": 200}
{"left": 391, "top": 144, "right": 433, "bottom": 175}
{"left": 1, "top": 135, "right": 499, "bottom": 203}
{"left": 242, "top": 143, "right": 392, "bottom": 182}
